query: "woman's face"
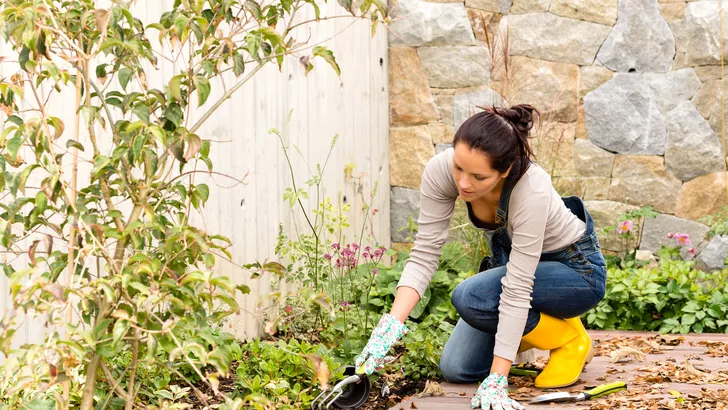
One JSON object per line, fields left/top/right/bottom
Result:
{"left": 452, "top": 143, "right": 509, "bottom": 202}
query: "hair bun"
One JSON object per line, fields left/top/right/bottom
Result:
{"left": 492, "top": 104, "right": 538, "bottom": 131}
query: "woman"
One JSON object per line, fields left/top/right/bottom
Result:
{"left": 355, "top": 104, "right": 607, "bottom": 409}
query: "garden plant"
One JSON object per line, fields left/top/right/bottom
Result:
{"left": 0, "top": 0, "right": 387, "bottom": 408}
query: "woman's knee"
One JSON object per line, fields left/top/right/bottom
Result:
{"left": 451, "top": 270, "right": 504, "bottom": 317}
{"left": 438, "top": 350, "right": 470, "bottom": 383}
{"left": 451, "top": 281, "right": 468, "bottom": 314}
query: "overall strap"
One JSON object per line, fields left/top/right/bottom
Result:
{"left": 495, "top": 179, "right": 515, "bottom": 227}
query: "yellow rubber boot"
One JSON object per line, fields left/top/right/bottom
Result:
{"left": 517, "top": 341, "right": 533, "bottom": 353}
{"left": 521, "top": 313, "right": 592, "bottom": 389}
{"left": 564, "top": 316, "right": 594, "bottom": 366}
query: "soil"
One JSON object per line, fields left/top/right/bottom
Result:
{"left": 358, "top": 377, "right": 430, "bottom": 410}
{"left": 180, "top": 347, "right": 430, "bottom": 410}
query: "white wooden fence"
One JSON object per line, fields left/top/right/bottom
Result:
{"left": 0, "top": 0, "right": 389, "bottom": 351}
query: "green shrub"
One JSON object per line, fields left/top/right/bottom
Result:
{"left": 701, "top": 206, "right": 728, "bottom": 239}
{"left": 585, "top": 257, "right": 728, "bottom": 334}
{"left": 234, "top": 339, "right": 343, "bottom": 410}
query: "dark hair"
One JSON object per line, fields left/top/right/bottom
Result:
{"left": 452, "top": 104, "right": 540, "bottom": 183}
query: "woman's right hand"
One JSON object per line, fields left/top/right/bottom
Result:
{"left": 354, "top": 313, "right": 408, "bottom": 374}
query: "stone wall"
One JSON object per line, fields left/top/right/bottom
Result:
{"left": 388, "top": 0, "right": 728, "bottom": 267}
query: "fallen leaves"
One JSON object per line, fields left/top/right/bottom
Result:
{"left": 587, "top": 388, "right": 728, "bottom": 410}
{"left": 610, "top": 346, "right": 646, "bottom": 363}
{"left": 635, "top": 359, "right": 728, "bottom": 384}
{"left": 696, "top": 340, "right": 728, "bottom": 357}
{"left": 594, "top": 335, "right": 681, "bottom": 357}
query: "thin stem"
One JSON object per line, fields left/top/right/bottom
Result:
{"left": 125, "top": 329, "right": 140, "bottom": 410}
{"left": 100, "top": 362, "right": 132, "bottom": 403}
{"left": 275, "top": 131, "right": 321, "bottom": 288}
{"left": 188, "top": 63, "right": 265, "bottom": 134}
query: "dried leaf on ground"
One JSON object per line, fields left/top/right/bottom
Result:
{"left": 635, "top": 360, "right": 728, "bottom": 384}
{"left": 652, "top": 334, "right": 684, "bottom": 346}
{"left": 588, "top": 387, "right": 728, "bottom": 410}
{"left": 683, "top": 359, "right": 709, "bottom": 378}
{"left": 610, "top": 346, "right": 647, "bottom": 363}
{"left": 417, "top": 380, "right": 444, "bottom": 397}
{"left": 696, "top": 340, "right": 728, "bottom": 357}
{"left": 633, "top": 338, "right": 665, "bottom": 353}
{"left": 595, "top": 336, "right": 667, "bottom": 357}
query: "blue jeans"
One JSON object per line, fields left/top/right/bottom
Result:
{"left": 438, "top": 198, "right": 607, "bottom": 383}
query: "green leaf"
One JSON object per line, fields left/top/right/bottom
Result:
{"left": 681, "top": 314, "right": 696, "bottom": 326}
{"left": 66, "top": 140, "right": 85, "bottom": 151}
{"left": 18, "top": 47, "right": 31, "bottom": 72}
{"left": 96, "top": 63, "right": 109, "bottom": 80}
{"left": 47, "top": 117, "right": 64, "bottom": 140}
{"left": 174, "top": 15, "right": 190, "bottom": 42}
{"left": 196, "top": 184, "right": 210, "bottom": 202}
{"left": 6, "top": 172, "right": 18, "bottom": 197}
{"left": 410, "top": 288, "right": 431, "bottom": 319}
{"left": 112, "top": 319, "right": 130, "bottom": 345}
{"left": 244, "top": 32, "right": 261, "bottom": 62}
{"left": 244, "top": 0, "right": 263, "bottom": 20}
{"left": 148, "top": 125, "right": 167, "bottom": 146}
{"left": 280, "top": 0, "right": 294, "bottom": 12}
{"left": 118, "top": 67, "right": 133, "bottom": 90}
{"left": 193, "top": 75, "right": 211, "bottom": 106}
{"left": 18, "top": 164, "right": 39, "bottom": 195}
{"left": 132, "top": 103, "right": 150, "bottom": 123}
{"left": 233, "top": 53, "right": 245, "bottom": 77}
{"left": 305, "top": 0, "right": 321, "bottom": 20}
{"left": 129, "top": 281, "right": 150, "bottom": 295}
{"left": 92, "top": 155, "right": 112, "bottom": 177}
{"left": 6, "top": 116, "right": 23, "bottom": 126}
{"left": 313, "top": 46, "right": 340, "bottom": 76}
{"left": 169, "top": 74, "right": 184, "bottom": 102}
{"left": 132, "top": 135, "right": 145, "bottom": 162}
{"left": 7, "top": 135, "right": 23, "bottom": 160}
{"left": 21, "top": 399, "right": 54, "bottom": 410}
{"left": 35, "top": 191, "right": 47, "bottom": 212}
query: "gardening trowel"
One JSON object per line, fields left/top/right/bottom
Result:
{"left": 529, "top": 381, "right": 628, "bottom": 404}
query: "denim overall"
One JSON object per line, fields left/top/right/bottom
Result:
{"left": 438, "top": 177, "right": 607, "bottom": 383}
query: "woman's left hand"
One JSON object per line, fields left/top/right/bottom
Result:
{"left": 471, "top": 373, "right": 525, "bottom": 410}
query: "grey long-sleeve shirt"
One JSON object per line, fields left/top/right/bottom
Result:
{"left": 396, "top": 148, "right": 586, "bottom": 361}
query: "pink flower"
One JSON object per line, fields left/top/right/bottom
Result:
{"left": 362, "top": 252, "right": 370, "bottom": 259}
{"left": 331, "top": 243, "right": 340, "bottom": 250}
{"left": 323, "top": 253, "right": 332, "bottom": 260}
{"left": 675, "top": 233, "right": 691, "bottom": 246}
{"left": 617, "top": 220, "right": 633, "bottom": 234}
{"left": 371, "top": 268, "right": 379, "bottom": 276}
{"left": 667, "top": 232, "right": 674, "bottom": 239}
{"left": 285, "top": 305, "right": 293, "bottom": 314}
{"left": 688, "top": 247, "right": 697, "bottom": 255}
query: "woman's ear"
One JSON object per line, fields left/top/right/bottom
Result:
{"left": 502, "top": 164, "right": 513, "bottom": 179}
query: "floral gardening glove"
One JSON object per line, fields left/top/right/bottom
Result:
{"left": 354, "top": 313, "right": 408, "bottom": 375}
{"left": 471, "top": 373, "right": 524, "bottom": 410}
